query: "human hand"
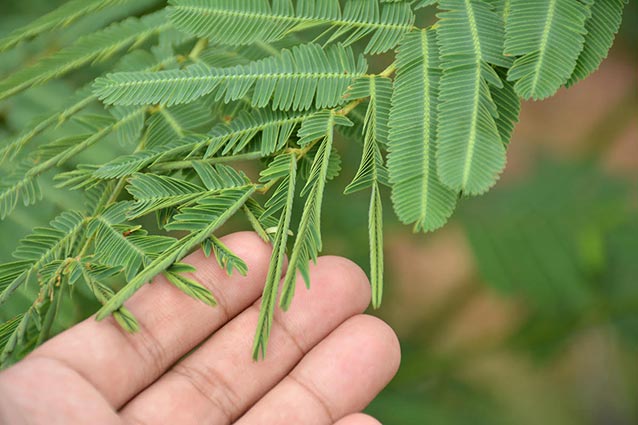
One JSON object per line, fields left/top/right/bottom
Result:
{"left": 0, "top": 232, "right": 400, "bottom": 425}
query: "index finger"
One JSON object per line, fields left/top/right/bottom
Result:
{"left": 27, "top": 232, "right": 273, "bottom": 408}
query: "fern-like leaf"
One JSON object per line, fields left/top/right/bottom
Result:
{"left": 388, "top": 29, "right": 458, "bottom": 232}
{"left": 505, "top": 0, "right": 591, "bottom": 100}
{"left": 436, "top": 0, "right": 508, "bottom": 195}
{"left": 168, "top": 0, "right": 415, "bottom": 54}
{"left": 93, "top": 43, "right": 367, "bottom": 111}
{"left": 344, "top": 76, "right": 392, "bottom": 307}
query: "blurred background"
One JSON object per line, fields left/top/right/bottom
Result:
{"left": 1, "top": 2, "right": 637, "bottom": 424}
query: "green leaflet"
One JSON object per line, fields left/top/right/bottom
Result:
{"left": 388, "top": 29, "right": 457, "bottom": 232}
{"left": 505, "top": 0, "right": 591, "bottom": 99}
{"left": 93, "top": 43, "right": 367, "bottom": 111}
{"left": 168, "top": 0, "right": 415, "bottom": 54}
{"left": 436, "top": 0, "right": 508, "bottom": 195}
{"left": 567, "top": 0, "right": 628, "bottom": 87}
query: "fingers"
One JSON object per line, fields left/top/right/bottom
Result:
{"left": 120, "top": 256, "right": 372, "bottom": 425}
{"left": 334, "top": 413, "right": 382, "bottom": 425}
{"left": 0, "top": 357, "right": 121, "bottom": 425}
{"left": 27, "top": 232, "right": 273, "bottom": 408}
{"left": 236, "top": 315, "right": 401, "bottom": 425}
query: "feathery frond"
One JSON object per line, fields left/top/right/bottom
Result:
{"left": 344, "top": 76, "right": 391, "bottom": 308}
{"left": 93, "top": 43, "right": 367, "bottom": 111}
{"left": 168, "top": 0, "right": 415, "bottom": 54}
{"left": 436, "top": 0, "right": 508, "bottom": 195}
{"left": 389, "top": 29, "right": 458, "bottom": 232}
{"left": 505, "top": 0, "right": 591, "bottom": 100}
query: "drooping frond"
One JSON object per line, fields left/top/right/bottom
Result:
{"left": 93, "top": 43, "right": 367, "bottom": 111}
{"left": 0, "top": 0, "right": 134, "bottom": 52}
{"left": 278, "top": 111, "right": 352, "bottom": 310}
{"left": 0, "top": 11, "right": 171, "bottom": 102}
{"left": 505, "top": 0, "right": 591, "bottom": 100}
{"left": 436, "top": 0, "right": 508, "bottom": 195}
{"left": 168, "top": 0, "right": 415, "bottom": 54}
{"left": 567, "top": 0, "right": 627, "bottom": 87}
{"left": 88, "top": 202, "right": 177, "bottom": 280}
{"left": 344, "top": 76, "right": 392, "bottom": 308}
{"left": 0, "top": 211, "right": 86, "bottom": 305}
{"left": 253, "top": 153, "right": 297, "bottom": 359}
{"left": 388, "top": 30, "right": 457, "bottom": 233}
{"left": 344, "top": 76, "right": 391, "bottom": 194}
{"left": 97, "top": 184, "right": 255, "bottom": 320}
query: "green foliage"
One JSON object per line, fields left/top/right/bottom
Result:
{"left": 0, "top": 0, "right": 627, "bottom": 363}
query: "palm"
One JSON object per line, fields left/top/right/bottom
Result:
{"left": 0, "top": 232, "right": 399, "bottom": 425}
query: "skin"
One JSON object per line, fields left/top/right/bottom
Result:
{"left": 0, "top": 232, "right": 400, "bottom": 425}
